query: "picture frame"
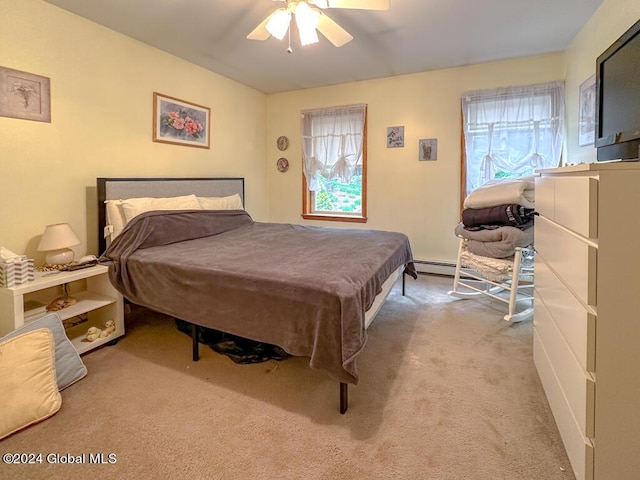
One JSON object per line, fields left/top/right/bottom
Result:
{"left": 387, "top": 126, "right": 404, "bottom": 148}
{"left": 418, "top": 138, "right": 438, "bottom": 161}
{"left": 153, "top": 92, "right": 210, "bottom": 149}
{"left": 578, "top": 75, "right": 596, "bottom": 147}
{"left": 0, "top": 66, "right": 51, "bottom": 123}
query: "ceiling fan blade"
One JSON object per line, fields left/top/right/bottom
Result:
{"left": 325, "top": 0, "right": 389, "bottom": 10}
{"left": 247, "top": 13, "right": 274, "bottom": 41}
{"left": 316, "top": 12, "right": 353, "bottom": 47}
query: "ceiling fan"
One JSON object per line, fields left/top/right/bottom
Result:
{"left": 247, "top": 0, "right": 390, "bottom": 50}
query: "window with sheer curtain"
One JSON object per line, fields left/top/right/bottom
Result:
{"left": 461, "top": 82, "right": 565, "bottom": 200}
{"left": 301, "top": 104, "right": 367, "bottom": 222}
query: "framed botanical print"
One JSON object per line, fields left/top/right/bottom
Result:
{"left": 0, "top": 66, "right": 51, "bottom": 122}
{"left": 153, "top": 92, "right": 210, "bottom": 148}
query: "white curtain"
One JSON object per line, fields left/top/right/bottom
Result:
{"left": 301, "top": 104, "right": 366, "bottom": 192}
{"left": 461, "top": 82, "right": 564, "bottom": 195}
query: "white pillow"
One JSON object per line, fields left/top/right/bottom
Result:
{"left": 120, "top": 194, "right": 202, "bottom": 224}
{"left": 197, "top": 194, "right": 243, "bottom": 210}
{"left": 105, "top": 200, "right": 127, "bottom": 240}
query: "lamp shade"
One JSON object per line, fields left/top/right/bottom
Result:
{"left": 266, "top": 9, "right": 291, "bottom": 40}
{"left": 295, "top": 2, "right": 320, "bottom": 46}
{"left": 37, "top": 223, "right": 81, "bottom": 265}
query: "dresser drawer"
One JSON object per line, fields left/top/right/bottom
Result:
{"left": 534, "top": 291, "right": 595, "bottom": 438}
{"left": 534, "top": 331, "right": 595, "bottom": 480}
{"left": 553, "top": 176, "right": 598, "bottom": 238}
{"left": 535, "top": 217, "right": 597, "bottom": 307}
{"left": 535, "top": 176, "right": 555, "bottom": 220}
{"left": 536, "top": 175, "right": 598, "bottom": 238}
{"left": 534, "top": 256, "right": 596, "bottom": 373}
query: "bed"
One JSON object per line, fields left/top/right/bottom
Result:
{"left": 97, "top": 177, "right": 417, "bottom": 412}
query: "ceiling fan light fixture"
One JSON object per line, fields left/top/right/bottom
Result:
{"left": 266, "top": 9, "right": 291, "bottom": 40}
{"left": 295, "top": 2, "right": 320, "bottom": 46}
{"left": 249, "top": 0, "right": 387, "bottom": 48}
{"left": 298, "top": 24, "right": 319, "bottom": 46}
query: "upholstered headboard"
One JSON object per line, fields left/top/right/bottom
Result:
{"left": 96, "top": 177, "right": 245, "bottom": 254}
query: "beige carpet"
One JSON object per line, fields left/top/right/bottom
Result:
{"left": 2, "top": 274, "right": 575, "bottom": 480}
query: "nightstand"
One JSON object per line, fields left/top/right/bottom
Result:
{"left": 0, "top": 264, "right": 124, "bottom": 354}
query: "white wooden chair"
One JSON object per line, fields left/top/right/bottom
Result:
{"left": 448, "top": 236, "right": 534, "bottom": 323}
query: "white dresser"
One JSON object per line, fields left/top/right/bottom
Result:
{"left": 534, "top": 162, "right": 640, "bottom": 480}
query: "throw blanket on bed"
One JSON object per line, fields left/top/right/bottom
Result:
{"left": 462, "top": 204, "right": 535, "bottom": 229}
{"left": 455, "top": 222, "right": 534, "bottom": 258}
{"left": 102, "top": 210, "right": 417, "bottom": 384}
{"left": 463, "top": 176, "right": 535, "bottom": 209}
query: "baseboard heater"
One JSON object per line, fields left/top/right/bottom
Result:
{"left": 414, "top": 259, "right": 498, "bottom": 282}
{"left": 413, "top": 259, "right": 456, "bottom": 276}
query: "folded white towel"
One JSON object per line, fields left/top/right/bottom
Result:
{"left": 464, "top": 176, "right": 535, "bottom": 209}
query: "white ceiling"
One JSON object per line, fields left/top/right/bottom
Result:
{"left": 42, "top": 0, "right": 603, "bottom": 94}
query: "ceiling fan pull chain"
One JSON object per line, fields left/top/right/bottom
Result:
{"left": 287, "top": 25, "right": 293, "bottom": 53}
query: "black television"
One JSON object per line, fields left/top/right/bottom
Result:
{"left": 595, "top": 18, "right": 640, "bottom": 161}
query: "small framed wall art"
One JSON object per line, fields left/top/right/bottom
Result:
{"left": 153, "top": 92, "right": 210, "bottom": 149}
{"left": 418, "top": 138, "right": 438, "bottom": 161}
{"left": 578, "top": 75, "right": 596, "bottom": 147}
{"left": 387, "top": 126, "right": 404, "bottom": 148}
{"left": 0, "top": 66, "right": 51, "bottom": 123}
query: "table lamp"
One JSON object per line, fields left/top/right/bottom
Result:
{"left": 37, "top": 223, "right": 81, "bottom": 265}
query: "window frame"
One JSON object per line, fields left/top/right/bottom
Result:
{"left": 460, "top": 82, "right": 564, "bottom": 211}
{"left": 301, "top": 112, "right": 368, "bottom": 223}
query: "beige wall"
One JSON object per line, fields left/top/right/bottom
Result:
{"left": 0, "top": 0, "right": 267, "bottom": 260}
{"left": 266, "top": 55, "right": 564, "bottom": 264}
{"left": 3, "top": 0, "right": 636, "bottom": 268}
{"left": 564, "top": 0, "right": 640, "bottom": 165}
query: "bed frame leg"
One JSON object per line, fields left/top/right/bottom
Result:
{"left": 340, "top": 382, "right": 348, "bottom": 414}
{"left": 192, "top": 324, "right": 200, "bottom": 362}
{"left": 402, "top": 271, "right": 406, "bottom": 296}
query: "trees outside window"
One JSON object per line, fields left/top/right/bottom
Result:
{"left": 461, "top": 82, "right": 565, "bottom": 200}
{"left": 301, "top": 104, "right": 367, "bottom": 223}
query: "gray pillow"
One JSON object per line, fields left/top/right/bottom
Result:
{"left": 2, "top": 312, "right": 87, "bottom": 390}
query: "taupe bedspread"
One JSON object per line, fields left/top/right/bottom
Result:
{"left": 102, "top": 210, "right": 416, "bottom": 384}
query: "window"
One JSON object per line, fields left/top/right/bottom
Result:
{"left": 461, "top": 82, "right": 564, "bottom": 200}
{"left": 301, "top": 104, "right": 367, "bottom": 223}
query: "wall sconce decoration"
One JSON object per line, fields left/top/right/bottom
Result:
{"left": 277, "top": 136, "right": 289, "bottom": 151}
{"left": 277, "top": 157, "right": 289, "bottom": 172}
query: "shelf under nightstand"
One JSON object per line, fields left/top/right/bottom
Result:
{"left": 0, "top": 264, "right": 125, "bottom": 355}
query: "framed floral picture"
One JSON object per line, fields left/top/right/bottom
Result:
{"left": 0, "top": 66, "right": 51, "bottom": 122}
{"left": 153, "top": 92, "right": 210, "bottom": 148}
